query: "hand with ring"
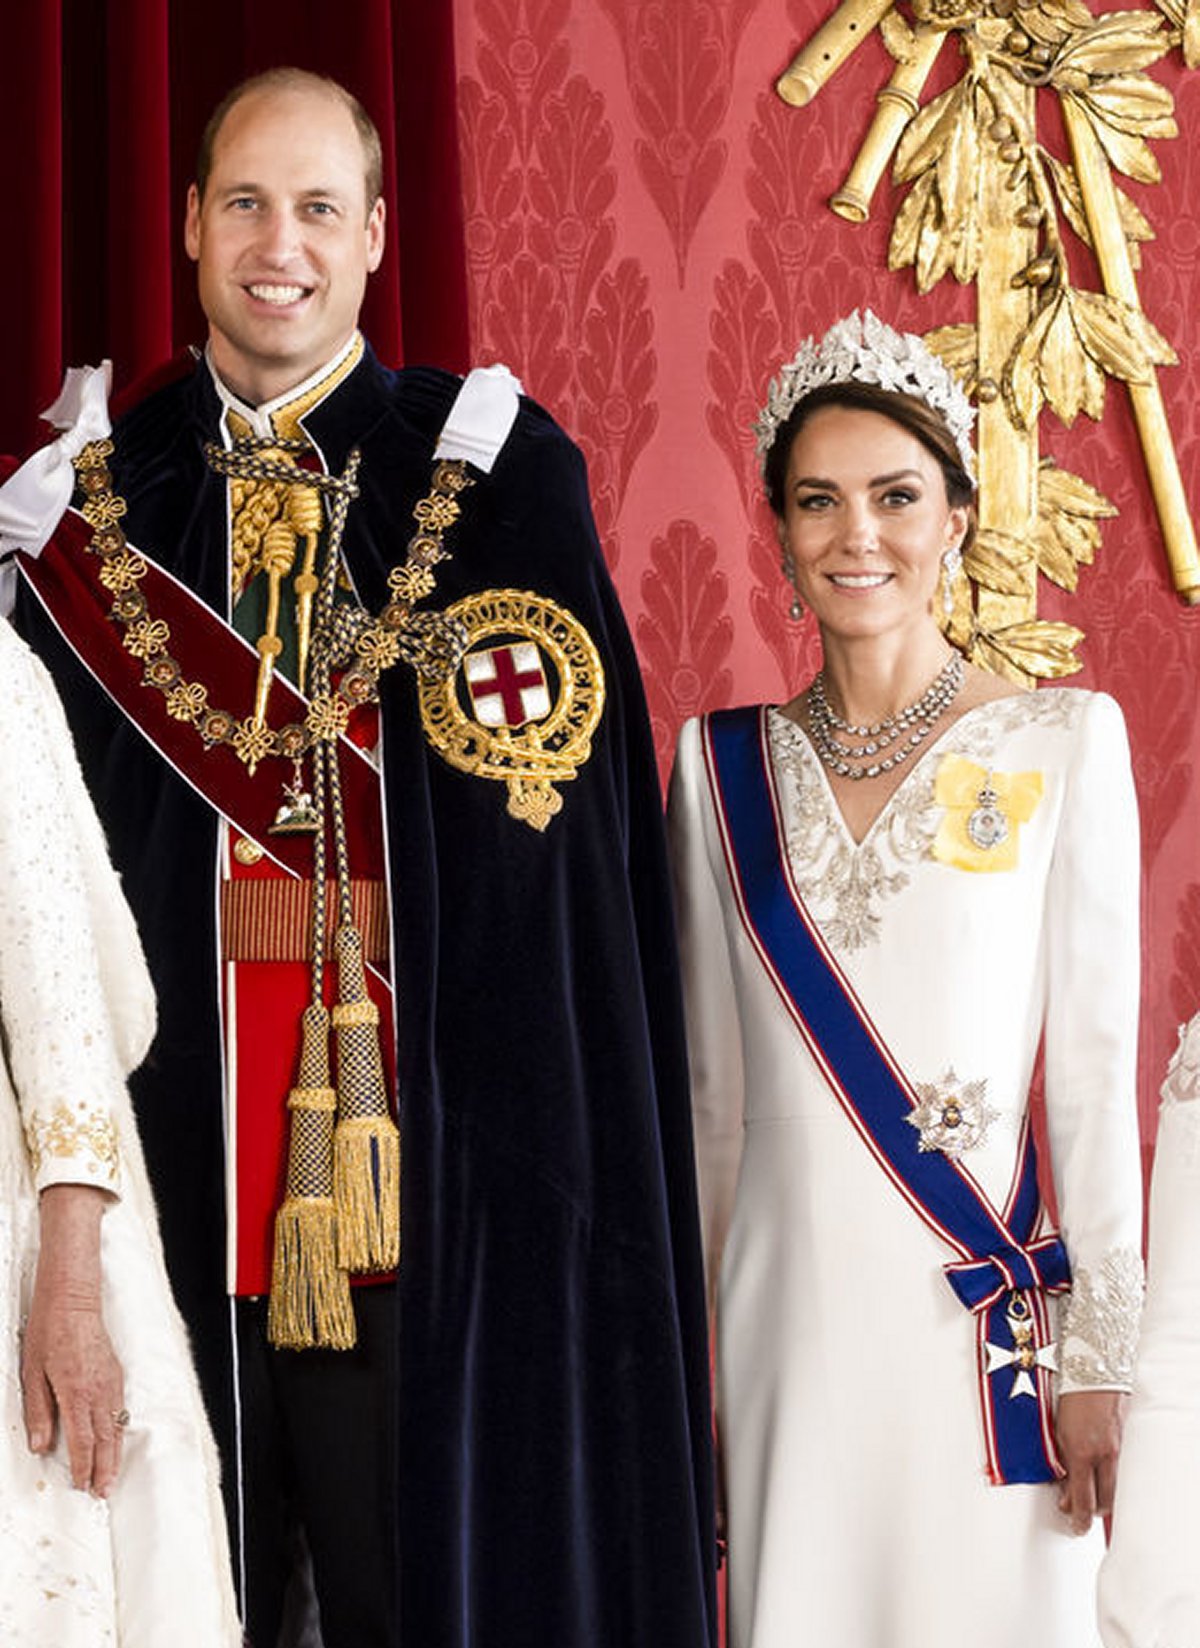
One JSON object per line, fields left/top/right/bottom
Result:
{"left": 21, "top": 1184, "right": 128, "bottom": 1497}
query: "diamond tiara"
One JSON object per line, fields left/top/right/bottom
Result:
{"left": 753, "top": 309, "right": 977, "bottom": 482}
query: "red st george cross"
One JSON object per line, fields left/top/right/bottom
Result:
{"left": 464, "top": 642, "right": 552, "bottom": 727}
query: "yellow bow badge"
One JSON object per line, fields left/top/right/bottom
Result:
{"left": 932, "top": 755, "right": 1043, "bottom": 873}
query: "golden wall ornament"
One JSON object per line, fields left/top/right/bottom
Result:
{"left": 777, "top": 0, "right": 1199, "bottom": 681}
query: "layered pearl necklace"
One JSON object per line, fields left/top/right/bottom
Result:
{"left": 806, "top": 651, "right": 965, "bottom": 781}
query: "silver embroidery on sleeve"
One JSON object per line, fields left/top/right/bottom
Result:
{"left": 1162, "top": 1012, "right": 1200, "bottom": 1106}
{"left": 1060, "top": 1245, "right": 1144, "bottom": 1388}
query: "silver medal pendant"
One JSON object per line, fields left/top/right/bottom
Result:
{"left": 966, "top": 778, "right": 1008, "bottom": 851}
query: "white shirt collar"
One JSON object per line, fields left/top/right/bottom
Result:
{"left": 206, "top": 333, "right": 362, "bottom": 443}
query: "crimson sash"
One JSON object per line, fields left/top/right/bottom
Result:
{"left": 17, "top": 510, "right": 384, "bottom": 880}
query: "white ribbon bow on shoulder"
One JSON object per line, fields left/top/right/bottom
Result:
{"left": 0, "top": 362, "right": 113, "bottom": 618}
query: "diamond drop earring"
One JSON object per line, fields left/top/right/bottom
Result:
{"left": 941, "top": 542, "right": 963, "bottom": 617}
{"left": 780, "top": 547, "right": 803, "bottom": 622}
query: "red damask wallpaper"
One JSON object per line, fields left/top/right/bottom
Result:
{"left": 452, "top": 0, "right": 1200, "bottom": 1148}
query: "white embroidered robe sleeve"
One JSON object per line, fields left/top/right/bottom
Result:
{"left": 0, "top": 640, "right": 148, "bottom": 1199}
{"left": 667, "top": 716, "right": 746, "bottom": 1318}
{"left": 1098, "top": 1013, "right": 1200, "bottom": 1648}
{"left": 1043, "top": 693, "right": 1144, "bottom": 1393}
{"left": 0, "top": 620, "right": 240, "bottom": 1648}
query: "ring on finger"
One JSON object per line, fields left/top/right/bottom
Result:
{"left": 110, "top": 1407, "right": 130, "bottom": 1428}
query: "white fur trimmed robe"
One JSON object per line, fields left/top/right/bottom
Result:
{"left": 0, "top": 617, "right": 239, "bottom": 1647}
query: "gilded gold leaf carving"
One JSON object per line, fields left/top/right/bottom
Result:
{"left": 966, "top": 529, "right": 1034, "bottom": 598}
{"left": 776, "top": 0, "right": 1200, "bottom": 674}
{"left": 974, "top": 619, "right": 1086, "bottom": 680}
{"left": 1032, "top": 465, "right": 1114, "bottom": 589}
{"left": 1054, "top": 11, "right": 1173, "bottom": 75}
{"left": 924, "top": 322, "right": 979, "bottom": 394}
{"left": 1151, "top": 0, "right": 1199, "bottom": 60}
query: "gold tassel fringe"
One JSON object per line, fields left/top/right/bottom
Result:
{"left": 333, "top": 1114, "right": 401, "bottom": 1272}
{"left": 332, "top": 926, "right": 400, "bottom": 1271}
{"left": 267, "top": 1193, "right": 356, "bottom": 1350}
{"left": 268, "top": 1003, "right": 356, "bottom": 1348}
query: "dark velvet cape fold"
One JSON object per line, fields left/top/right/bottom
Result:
{"left": 17, "top": 347, "right": 716, "bottom": 1648}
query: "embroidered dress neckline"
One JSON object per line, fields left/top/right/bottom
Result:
{"left": 769, "top": 699, "right": 999, "bottom": 850}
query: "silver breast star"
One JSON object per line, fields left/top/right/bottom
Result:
{"left": 907, "top": 1068, "right": 999, "bottom": 1159}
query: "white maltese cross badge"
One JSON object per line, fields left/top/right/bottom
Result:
{"left": 985, "top": 1295, "right": 1058, "bottom": 1399}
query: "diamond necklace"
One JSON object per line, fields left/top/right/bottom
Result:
{"left": 806, "top": 651, "right": 964, "bottom": 781}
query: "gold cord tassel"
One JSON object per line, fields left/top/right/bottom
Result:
{"left": 268, "top": 1003, "right": 356, "bottom": 1350}
{"left": 332, "top": 926, "right": 400, "bottom": 1272}
{"left": 288, "top": 480, "right": 324, "bottom": 692}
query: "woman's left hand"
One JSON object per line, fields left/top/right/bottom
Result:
{"left": 21, "top": 1183, "right": 125, "bottom": 1498}
{"left": 1055, "top": 1388, "right": 1126, "bottom": 1534}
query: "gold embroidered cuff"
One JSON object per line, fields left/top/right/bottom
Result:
{"left": 24, "top": 1105, "right": 120, "bottom": 1193}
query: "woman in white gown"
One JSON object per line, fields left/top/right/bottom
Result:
{"left": 1099, "top": 1010, "right": 1200, "bottom": 1648}
{"left": 668, "top": 312, "right": 1144, "bottom": 1648}
{"left": 0, "top": 616, "right": 240, "bottom": 1646}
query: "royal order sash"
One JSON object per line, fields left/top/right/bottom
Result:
{"left": 704, "top": 706, "right": 1069, "bottom": 1486}
{"left": 17, "top": 509, "right": 384, "bottom": 882}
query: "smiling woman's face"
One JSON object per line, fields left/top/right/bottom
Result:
{"left": 778, "top": 403, "right": 968, "bottom": 647}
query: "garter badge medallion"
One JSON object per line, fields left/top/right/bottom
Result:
{"left": 907, "top": 1068, "right": 999, "bottom": 1159}
{"left": 418, "top": 588, "right": 605, "bottom": 831}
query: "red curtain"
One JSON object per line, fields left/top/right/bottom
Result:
{"left": 0, "top": 0, "right": 469, "bottom": 454}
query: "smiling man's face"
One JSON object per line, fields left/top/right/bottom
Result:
{"left": 184, "top": 85, "right": 385, "bottom": 405}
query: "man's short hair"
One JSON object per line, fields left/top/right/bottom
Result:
{"left": 195, "top": 67, "right": 384, "bottom": 213}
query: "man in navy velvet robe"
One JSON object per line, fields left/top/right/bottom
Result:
{"left": 15, "top": 66, "right": 715, "bottom": 1648}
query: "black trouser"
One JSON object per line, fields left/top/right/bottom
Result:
{"left": 235, "top": 1284, "right": 399, "bottom": 1648}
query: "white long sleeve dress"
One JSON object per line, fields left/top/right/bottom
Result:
{"left": 668, "top": 688, "right": 1143, "bottom": 1648}
{"left": 1099, "top": 1010, "right": 1200, "bottom": 1648}
{"left": 0, "top": 620, "right": 240, "bottom": 1647}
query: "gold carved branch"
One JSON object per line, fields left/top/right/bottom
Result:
{"left": 1060, "top": 94, "right": 1200, "bottom": 599}
{"left": 777, "top": 0, "right": 899, "bottom": 106}
{"left": 831, "top": 25, "right": 948, "bottom": 223}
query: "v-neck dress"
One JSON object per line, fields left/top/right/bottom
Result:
{"left": 667, "top": 689, "right": 1143, "bottom": 1648}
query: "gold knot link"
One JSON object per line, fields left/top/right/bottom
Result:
{"left": 306, "top": 695, "right": 351, "bottom": 742}
{"left": 232, "top": 717, "right": 276, "bottom": 771}
{"left": 165, "top": 682, "right": 208, "bottom": 722}
{"left": 123, "top": 618, "right": 170, "bottom": 659}
{"left": 98, "top": 551, "right": 147, "bottom": 595}
{"left": 81, "top": 493, "right": 127, "bottom": 530}
{"left": 388, "top": 564, "right": 437, "bottom": 603}
{"left": 76, "top": 438, "right": 115, "bottom": 468}
{"left": 413, "top": 493, "right": 461, "bottom": 533}
{"left": 355, "top": 628, "right": 402, "bottom": 672}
